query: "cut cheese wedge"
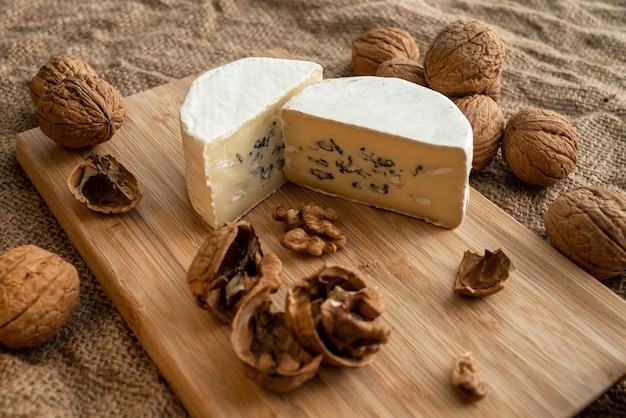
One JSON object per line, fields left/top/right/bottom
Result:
{"left": 280, "top": 76, "right": 473, "bottom": 229}
{"left": 179, "top": 57, "right": 323, "bottom": 228}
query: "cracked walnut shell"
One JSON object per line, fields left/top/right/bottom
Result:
{"left": 67, "top": 154, "right": 142, "bottom": 214}
{"left": 453, "top": 94, "right": 505, "bottom": 172}
{"left": 37, "top": 74, "right": 126, "bottom": 148}
{"left": 30, "top": 55, "right": 99, "bottom": 106}
{"left": 352, "top": 27, "right": 420, "bottom": 76}
{"left": 0, "top": 245, "right": 80, "bottom": 350}
{"left": 454, "top": 248, "right": 514, "bottom": 297}
{"left": 424, "top": 19, "right": 505, "bottom": 99}
{"left": 284, "top": 264, "right": 390, "bottom": 367}
{"left": 544, "top": 186, "right": 626, "bottom": 280}
{"left": 187, "top": 221, "right": 282, "bottom": 324}
{"left": 231, "top": 283, "right": 323, "bottom": 392}
{"left": 501, "top": 108, "right": 579, "bottom": 187}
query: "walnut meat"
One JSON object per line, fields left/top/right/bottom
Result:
{"left": 67, "top": 154, "right": 142, "bottom": 214}
{"left": 29, "top": 55, "right": 99, "bottom": 106}
{"left": 187, "top": 221, "right": 282, "bottom": 324}
{"left": 0, "top": 245, "right": 80, "bottom": 350}
{"left": 230, "top": 283, "right": 323, "bottom": 392}
{"left": 284, "top": 264, "right": 391, "bottom": 367}
{"left": 375, "top": 57, "right": 426, "bottom": 86}
{"left": 451, "top": 352, "right": 488, "bottom": 401}
{"left": 352, "top": 27, "right": 419, "bottom": 76}
{"left": 544, "top": 186, "right": 626, "bottom": 280}
{"left": 424, "top": 19, "right": 505, "bottom": 99}
{"left": 272, "top": 202, "right": 346, "bottom": 256}
{"left": 453, "top": 94, "right": 505, "bottom": 172}
{"left": 37, "top": 74, "right": 126, "bottom": 148}
{"left": 501, "top": 108, "right": 579, "bottom": 187}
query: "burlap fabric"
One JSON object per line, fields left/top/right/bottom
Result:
{"left": 1, "top": 0, "right": 624, "bottom": 416}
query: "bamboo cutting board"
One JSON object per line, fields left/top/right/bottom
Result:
{"left": 15, "top": 49, "right": 626, "bottom": 417}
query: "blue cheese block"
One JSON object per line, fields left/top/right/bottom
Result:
{"left": 280, "top": 76, "right": 473, "bottom": 229}
{"left": 180, "top": 57, "right": 323, "bottom": 228}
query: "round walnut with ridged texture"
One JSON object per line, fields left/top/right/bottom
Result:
{"left": 501, "top": 107, "right": 579, "bottom": 187}
{"left": 351, "top": 27, "right": 419, "bottom": 76}
{"left": 544, "top": 186, "right": 626, "bottom": 280}
{"left": 29, "top": 55, "right": 99, "bottom": 107}
{"left": 0, "top": 245, "right": 80, "bottom": 350}
{"left": 37, "top": 74, "right": 126, "bottom": 148}
{"left": 375, "top": 56, "right": 426, "bottom": 86}
{"left": 453, "top": 94, "right": 505, "bottom": 172}
{"left": 424, "top": 19, "right": 504, "bottom": 100}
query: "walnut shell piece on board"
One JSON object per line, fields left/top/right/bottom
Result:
{"left": 351, "top": 27, "right": 420, "bottom": 76}
{"left": 544, "top": 186, "right": 626, "bottom": 280}
{"left": 453, "top": 94, "right": 505, "bottom": 172}
{"left": 187, "top": 221, "right": 282, "bottom": 324}
{"left": 284, "top": 264, "right": 391, "bottom": 367}
{"left": 230, "top": 283, "right": 323, "bottom": 392}
{"left": 424, "top": 19, "right": 505, "bottom": 99}
{"left": 67, "top": 154, "right": 143, "bottom": 214}
{"left": 0, "top": 245, "right": 80, "bottom": 350}
{"left": 454, "top": 248, "right": 514, "bottom": 297}
{"left": 37, "top": 74, "right": 126, "bottom": 148}
{"left": 375, "top": 57, "right": 426, "bottom": 86}
{"left": 501, "top": 108, "right": 579, "bottom": 187}
{"left": 29, "top": 55, "right": 99, "bottom": 106}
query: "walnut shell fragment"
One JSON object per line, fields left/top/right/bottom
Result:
{"left": 29, "top": 55, "right": 99, "bottom": 106}
{"left": 231, "top": 284, "right": 323, "bottom": 392}
{"left": 375, "top": 57, "right": 426, "bottom": 86}
{"left": 67, "top": 153, "right": 142, "bottom": 214}
{"left": 352, "top": 27, "right": 420, "bottom": 76}
{"left": 501, "top": 108, "right": 579, "bottom": 187}
{"left": 451, "top": 352, "right": 488, "bottom": 401}
{"left": 424, "top": 19, "right": 505, "bottom": 99}
{"left": 0, "top": 245, "right": 80, "bottom": 350}
{"left": 37, "top": 74, "right": 126, "bottom": 148}
{"left": 285, "top": 264, "right": 391, "bottom": 367}
{"left": 544, "top": 186, "right": 626, "bottom": 280}
{"left": 454, "top": 248, "right": 514, "bottom": 297}
{"left": 453, "top": 94, "right": 505, "bottom": 172}
{"left": 187, "top": 221, "right": 282, "bottom": 324}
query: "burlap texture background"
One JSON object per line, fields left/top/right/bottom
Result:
{"left": 1, "top": 0, "right": 624, "bottom": 416}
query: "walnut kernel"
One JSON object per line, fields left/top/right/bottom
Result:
{"left": 37, "top": 74, "right": 126, "bottom": 148}
{"left": 352, "top": 27, "right": 419, "bottom": 76}
{"left": 451, "top": 352, "right": 488, "bottom": 401}
{"left": 424, "top": 19, "right": 505, "bottom": 99}
{"left": 0, "top": 245, "right": 80, "bottom": 350}
{"left": 544, "top": 186, "right": 626, "bottom": 280}
{"left": 501, "top": 108, "right": 579, "bottom": 187}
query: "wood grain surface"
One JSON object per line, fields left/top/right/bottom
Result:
{"left": 15, "top": 48, "right": 626, "bottom": 417}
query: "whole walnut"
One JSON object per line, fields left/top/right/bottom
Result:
{"left": 352, "top": 27, "right": 419, "bottom": 76}
{"left": 544, "top": 186, "right": 626, "bottom": 280}
{"left": 29, "top": 55, "right": 99, "bottom": 106}
{"left": 375, "top": 56, "right": 426, "bottom": 86}
{"left": 0, "top": 245, "right": 80, "bottom": 350}
{"left": 37, "top": 74, "right": 126, "bottom": 148}
{"left": 424, "top": 19, "right": 504, "bottom": 100}
{"left": 501, "top": 107, "right": 579, "bottom": 187}
{"left": 453, "top": 94, "right": 505, "bottom": 172}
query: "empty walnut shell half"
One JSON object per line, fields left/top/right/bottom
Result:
{"left": 454, "top": 248, "right": 514, "bottom": 297}
{"left": 67, "top": 154, "right": 142, "bottom": 214}
{"left": 187, "top": 221, "right": 282, "bottom": 324}
{"left": 285, "top": 264, "right": 391, "bottom": 367}
{"left": 231, "top": 283, "right": 323, "bottom": 392}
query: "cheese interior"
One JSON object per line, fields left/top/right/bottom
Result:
{"left": 280, "top": 76, "right": 472, "bottom": 228}
{"left": 180, "top": 57, "right": 323, "bottom": 228}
